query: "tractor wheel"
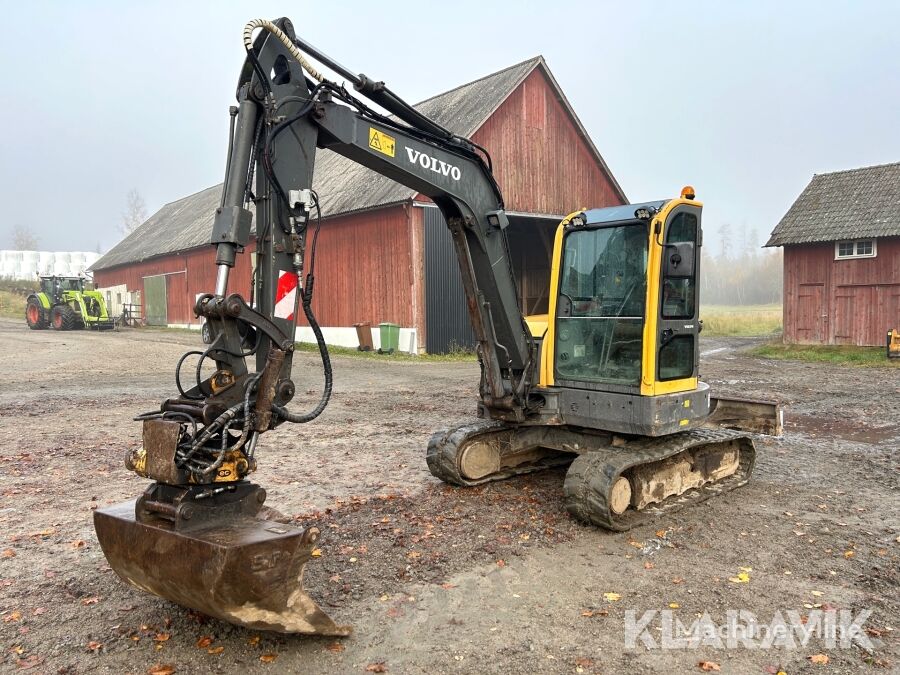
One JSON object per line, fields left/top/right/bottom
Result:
{"left": 26, "top": 299, "right": 48, "bottom": 330}
{"left": 50, "top": 305, "right": 78, "bottom": 331}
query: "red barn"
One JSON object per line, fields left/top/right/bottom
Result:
{"left": 91, "top": 56, "right": 626, "bottom": 352}
{"left": 765, "top": 162, "right": 900, "bottom": 346}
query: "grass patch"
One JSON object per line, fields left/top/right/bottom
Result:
{"left": 124, "top": 325, "right": 476, "bottom": 361}
{"left": 749, "top": 341, "right": 898, "bottom": 367}
{"left": 701, "top": 304, "right": 782, "bottom": 337}
{"left": 0, "top": 289, "right": 27, "bottom": 319}
{"left": 294, "top": 341, "right": 476, "bottom": 362}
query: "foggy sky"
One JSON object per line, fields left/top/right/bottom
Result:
{"left": 2, "top": 1, "right": 898, "bottom": 253}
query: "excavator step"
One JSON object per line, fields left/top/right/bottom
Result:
{"left": 93, "top": 499, "right": 350, "bottom": 635}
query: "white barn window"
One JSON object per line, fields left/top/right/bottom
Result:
{"left": 835, "top": 239, "right": 877, "bottom": 259}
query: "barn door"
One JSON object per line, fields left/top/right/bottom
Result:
{"left": 423, "top": 207, "right": 475, "bottom": 354}
{"left": 143, "top": 275, "right": 168, "bottom": 326}
{"left": 796, "top": 284, "right": 824, "bottom": 343}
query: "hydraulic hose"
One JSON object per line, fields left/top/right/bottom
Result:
{"left": 243, "top": 19, "right": 325, "bottom": 82}
{"left": 272, "top": 277, "right": 332, "bottom": 424}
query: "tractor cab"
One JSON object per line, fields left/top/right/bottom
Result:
{"left": 40, "top": 276, "right": 85, "bottom": 302}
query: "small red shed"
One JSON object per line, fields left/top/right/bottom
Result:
{"left": 91, "top": 57, "right": 626, "bottom": 352}
{"left": 765, "top": 162, "right": 900, "bottom": 346}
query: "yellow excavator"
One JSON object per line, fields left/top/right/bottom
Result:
{"left": 93, "top": 18, "right": 781, "bottom": 636}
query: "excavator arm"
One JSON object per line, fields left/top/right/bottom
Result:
{"left": 209, "top": 17, "right": 534, "bottom": 424}
{"left": 94, "top": 17, "right": 538, "bottom": 636}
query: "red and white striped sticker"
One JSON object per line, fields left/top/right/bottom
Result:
{"left": 274, "top": 270, "right": 298, "bottom": 321}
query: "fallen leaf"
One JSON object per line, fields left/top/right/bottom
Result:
{"left": 581, "top": 609, "right": 608, "bottom": 618}
{"left": 697, "top": 661, "right": 721, "bottom": 672}
{"left": 440, "top": 583, "right": 457, "bottom": 590}
{"left": 247, "top": 635, "right": 260, "bottom": 646}
{"left": 15, "top": 655, "right": 44, "bottom": 670}
{"left": 71, "top": 540, "right": 86, "bottom": 549}
{"left": 3, "top": 611, "right": 22, "bottom": 623}
{"left": 365, "top": 663, "right": 388, "bottom": 673}
{"left": 643, "top": 561, "right": 655, "bottom": 570}
{"left": 147, "top": 666, "right": 176, "bottom": 675}
{"left": 32, "top": 528, "right": 56, "bottom": 537}
{"left": 808, "top": 653, "right": 829, "bottom": 664}
{"left": 844, "top": 550, "right": 854, "bottom": 558}
{"left": 87, "top": 641, "right": 102, "bottom": 652}
{"left": 603, "top": 592, "right": 622, "bottom": 602}
{"left": 669, "top": 603, "right": 680, "bottom": 609}
{"left": 311, "top": 548, "right": 322, "bottom": 557}
{"left": 81, "top": 596, "right": 100, "bottom": 605}
{"left": 154, "top": 632, "right": 171, "bottom": 642}
{"left": 325, "top": 642, "right": 345, "bottom": 652}
{"left": 207, "top": 646, "right": 224, "bottom": 655}
{"left": 260, "top": 653, "right": 278, "bottom": 663}
{"left": 196, "top": 636, "right": 214, "bottom": 649}
{"left": 728, "top": 572, "right": 750, "bottom": 584}
{"left": 1, "top": 549, "right": 15, "bottom": 558}
{"left": 406, "top": 551, "right": 421, "bottom": 559}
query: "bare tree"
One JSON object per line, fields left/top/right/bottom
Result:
{"left": 120, "top": 189, "right": 148, "bottom": 235}
{"left": 11, "top": 225, "right": 39, "bottom": 250}
{"left": 719, "top": 223, "right": 732, "bottom": 260}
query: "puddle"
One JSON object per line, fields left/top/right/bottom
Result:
{"left": 787, "top": 414, "right": 899, "bottom": 444}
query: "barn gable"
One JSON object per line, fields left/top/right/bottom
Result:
{"left": 92, "top": 56, "right": 624, "bottom": 273}
{"left": 766, "top": 162, "right": 900, "bottom": 247}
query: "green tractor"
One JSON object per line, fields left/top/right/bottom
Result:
{"left": 25, "top": 276, "right": 116, "bottom": 331}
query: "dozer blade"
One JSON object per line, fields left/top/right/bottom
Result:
{"left": 93, "top": 500, "right": 350, "bottom": 635}
{"left": 706, "top": 396, "right": 783, "bottom": 436}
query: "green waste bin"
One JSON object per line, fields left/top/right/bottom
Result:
{"left": 378, "top": 322, "right": 400, "bottom": 354}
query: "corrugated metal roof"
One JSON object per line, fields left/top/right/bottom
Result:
{"left": 93, "top": 55, "right": 623, "bottom": 271}
{"left": 765, "top": 161, "right": 900, "bottom": 247}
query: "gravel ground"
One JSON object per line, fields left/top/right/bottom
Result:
{"left": 0, "top": 318, "right": 896, "bottom": 674}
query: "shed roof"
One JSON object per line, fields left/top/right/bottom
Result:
{"left": 93, "top": 56, "right": 623, "bottom": 271}
{"left": 765, "top": 161, "right": 900, "bottom": 247}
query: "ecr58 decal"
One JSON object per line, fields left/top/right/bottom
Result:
{"left": 368, "top": 128, "right": 395, "bottom": 157}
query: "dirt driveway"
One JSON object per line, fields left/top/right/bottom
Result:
{"left": 0, "top": 318, "right": 896, "bottom": 674}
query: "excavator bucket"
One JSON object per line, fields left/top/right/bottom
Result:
{"left": 93, "top": 499, "right": 350, "bottom": 635}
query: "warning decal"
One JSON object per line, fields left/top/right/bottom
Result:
{"left": 274, "top": 270, "right": 298, "bottom": 321}
{"left": 368, "top": 127, "right": 396, "bottom": 157}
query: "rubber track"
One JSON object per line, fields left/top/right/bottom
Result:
{"left": 563, "top": 427, "right": 755, "bottom": 531}
{"left": 425, "top": 420, "right": 572, "bottom": 487}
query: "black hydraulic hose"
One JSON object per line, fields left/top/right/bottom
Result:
{"left": 272, "top": 277, "right": 332, "bottom": 424}
{"left": 175, "top": 350, "right": 206, "bottom": 400}
{"left": 219, "top": 106, "right": 239, "bottom": 209}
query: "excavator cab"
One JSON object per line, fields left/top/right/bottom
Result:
{"left": 546, "top": 196, "right": 703, "bottom": 404}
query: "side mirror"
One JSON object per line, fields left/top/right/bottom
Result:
{"left": 665, "top": 242, "right": 695, "bottom": 278}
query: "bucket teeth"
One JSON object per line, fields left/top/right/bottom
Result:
{"left": 93, "top": 499, "right": 350, "bottom": 636}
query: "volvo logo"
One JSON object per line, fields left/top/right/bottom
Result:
{"left": 405, "top": 148, "right": 462, "bottom": 181}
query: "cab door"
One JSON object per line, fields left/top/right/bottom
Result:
{"left": 649, "top": 204, "right": 701, "bottom": 393}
